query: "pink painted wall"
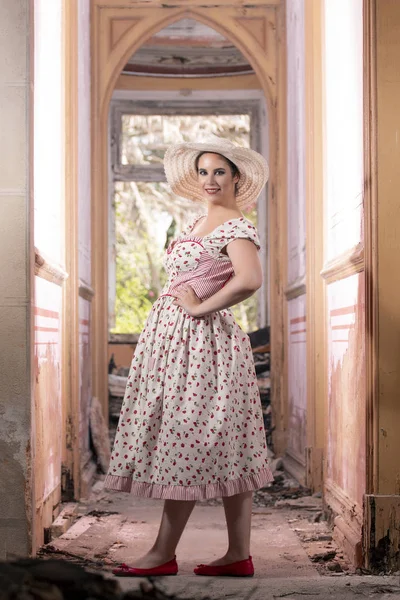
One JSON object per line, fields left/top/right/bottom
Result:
{"left": 327, "top": 274, "right": 366, "bottom": 507}
{"left": 323, "top": 0, "right": 365, "bottom": 510}
{"left": 34, "top": 279, "right": 63, "bottom": 506}
{"left": 33, "top": 0, "right": 64, "bottom": 541}
{"left": 285, "top": 0, "right": 307, "bottom": 467}
{"left": 33, "top": 0, "right": 93, "bottom": 522}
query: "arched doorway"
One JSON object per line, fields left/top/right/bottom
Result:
{"left": 91, "top": 0, "right": 287, "bottom": 454}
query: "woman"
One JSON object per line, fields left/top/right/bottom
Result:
{"left": 105, "top": 136, "right": 273, "bottom": 577}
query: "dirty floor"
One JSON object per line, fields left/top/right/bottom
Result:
{"left": 41, "top": 479, "right": 400, "bottom": 599}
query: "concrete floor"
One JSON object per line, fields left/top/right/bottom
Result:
{"left": 43, "top": 481, "right": 400, "bottom": 599}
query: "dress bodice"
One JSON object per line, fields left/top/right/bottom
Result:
{"left": 161, "top": 215, "right": 260, "bottom": 301}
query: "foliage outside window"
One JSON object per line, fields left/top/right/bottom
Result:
{"left": 111, "top": 114, "right": 259, "bottom": 335}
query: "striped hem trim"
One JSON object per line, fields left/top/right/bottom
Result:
{"left": 104, "top": 468, "right": 274, "bottom": 500}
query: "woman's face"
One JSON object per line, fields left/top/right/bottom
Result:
{"left": 197, "top": 153, "right": 239, "bottom": 205}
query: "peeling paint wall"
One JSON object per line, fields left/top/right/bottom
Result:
{"left": 33, "top": 0, "right": 64, "bottom": 549}
{"left": 33, "top": 281, "right": 63, "bottom": 548}
{"left": 0, "top": 0, "right": 33, "bottom": 558}
{"left": 327, "top": 275, "right": 366, "bottom": 508}
{"left": 323, "top": 0, "right": 365, "bottom": 541}
{"left": 285, "top": 0, "right": 307, "bottom": 478}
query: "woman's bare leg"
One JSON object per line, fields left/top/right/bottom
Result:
{"left": 131, "top": 499, "right": 196, "bottom": 568}
{"left": 207, "top": 491, "right": 253, "bottom": 566}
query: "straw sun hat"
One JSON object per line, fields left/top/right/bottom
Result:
{"left": 163, "top": 136, "right": 269, "bottom": 211}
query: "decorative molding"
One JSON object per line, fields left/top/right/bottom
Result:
{"left": 79, "top": 280, "right": 95, "bottom": 301}
{"left": 325, "top": 479, "right": 363, "bottom": 567}
{"left": 283, "top": 450, "right": 306, "bottom": 486}
{"left": 235, "top": 17, "right": 267, "bottom": 51}
{"left": 284, "top": 276, "right": 306, "bottom": 300}
{"left": 110, "top": 18, "right": 139, "bottom": 52}
{"left": 34, "top": 247, "right": 68, "bottom": 285}
{"left": 325, "top": 479, "right": 363, "bottom": 532}
{"left": 320, "top": 243, "right": 364, "bottom": 284}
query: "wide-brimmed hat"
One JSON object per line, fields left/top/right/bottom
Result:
{"left": 164, "top": 136, "right": 269, "bottom": 210}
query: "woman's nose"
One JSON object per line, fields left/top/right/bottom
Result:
{"left": 206, "top": 172, "right": 216, "bottom": 184}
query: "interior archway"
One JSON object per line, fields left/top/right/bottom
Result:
{"left": 91, "top": 2, "right": 287, "bottom": 455}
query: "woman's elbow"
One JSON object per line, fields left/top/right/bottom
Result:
{"left": 239, "top": 273, "right": 263, "bottom": 293}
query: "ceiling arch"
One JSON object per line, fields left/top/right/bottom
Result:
{"left": 122, "top": 18, "right": 254, "bottom": 78}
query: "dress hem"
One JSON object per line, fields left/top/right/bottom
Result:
{"left": 104, "top": 468, "right": 274, "bottom": 500}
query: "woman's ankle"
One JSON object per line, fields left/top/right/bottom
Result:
{"left": 225, "top": 550, "right": 250, "bottom": 563}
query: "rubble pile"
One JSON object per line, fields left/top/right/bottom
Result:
{"left": 248, "top": 326, "right": 273, "bottom": 450}
{"left": 0, "top": 559, "right": 199, "bottom": 600}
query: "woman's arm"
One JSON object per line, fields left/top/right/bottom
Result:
{"left": 172, "top": 238, "right": 262, "bottom": 317}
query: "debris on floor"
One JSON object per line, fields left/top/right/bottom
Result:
{"left": 0, "top": 559, "right": 197, "bottom": 600}
{"left": 90, "top": 396, "right": 111, "bottom": 473}
{"left": 248, "top": 326, "right": 273, "bottom": 450}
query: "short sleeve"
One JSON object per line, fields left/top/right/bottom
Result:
{"left": 180, "top": 211, "right": 206, "bottom": 237}
{"left": 205, "top": 218, "right": 261, "bottom": 258}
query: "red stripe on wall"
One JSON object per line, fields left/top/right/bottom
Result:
{"left": 290, "top": 316, "right": 306, "bottom": 325}
{"left": 330, "top": 305, "right": 356, "bottom": 317}
{"left": 331, "top": 324, "right": 354, "bottom": 330}
{"left": 80, "top": 319, "right": 89, "bottom": 325}
{"left": 35, "top": 307, "right": 59, "bottom": 319}
{"left": 291, "top": 328, "right": 306, "bottom": 334}
{"left": 35, "top": 326, "right": 59, "bottom": 333}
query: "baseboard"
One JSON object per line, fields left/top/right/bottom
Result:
{"left": 283, "top": 450, "right": 306, "bottom": 486}
{"left": 325, "top": 479, "right": 362, "bottom": 567}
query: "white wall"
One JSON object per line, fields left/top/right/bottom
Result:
{"left": 33, "top": 0, "right": 63, "bottom": 263}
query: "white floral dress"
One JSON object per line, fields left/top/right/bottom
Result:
{"left": 104, "top": 216, "right": 273, "bottom": 500}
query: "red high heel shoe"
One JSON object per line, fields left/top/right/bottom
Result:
{"left": 194, "top": 556, "right": 254, "bottom": 577}
{"left": 112, "top": 557, "right": 178, "bottom": 577}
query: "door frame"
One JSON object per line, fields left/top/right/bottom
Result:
{"left": 90, "top": 0, "right": 288, "bottom": 453}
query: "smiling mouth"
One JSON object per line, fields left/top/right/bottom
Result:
{"left": 205, "top": 188, "right": 220, "bottom": 194}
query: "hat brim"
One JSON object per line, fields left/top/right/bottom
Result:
{"left": 164, "top": 141, "right": 269, "bottom": 211}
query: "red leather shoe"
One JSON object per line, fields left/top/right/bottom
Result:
{"left": 112, "top": 557, "right": 178, "bottom": 577}
{"left": 194, "top": 556, "right": 254, "bottom": 577}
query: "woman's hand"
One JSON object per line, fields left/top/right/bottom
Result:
{"left": 172, "top": 285, "right": 203, "bottom": 317}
